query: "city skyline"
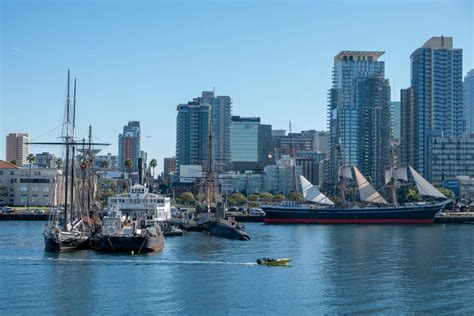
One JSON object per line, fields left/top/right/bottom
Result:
{"left": 1, "top": 0, "right": 473, "bottom": 173}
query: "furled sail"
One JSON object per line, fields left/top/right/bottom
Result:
{"left": 384, "top": 166, "right": 408, "bottom": 184}
{"left": 300, "top": 175, "right": 335, "bottom": 206}
{"left": 408, "top": 166, "right": 446, "bottom": 198}
{"left": 353, "top": 166, "right": 388, "bottom": 204}
{"left": 338, "top": 165, "right": 353, "bottom": 180}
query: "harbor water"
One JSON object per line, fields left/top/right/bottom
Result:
{"left": 1, "top": 221, "right": 473, "bottom": 314}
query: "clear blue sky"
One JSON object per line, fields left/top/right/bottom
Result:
{"left": 1, "top": 0, "right": 473, "bottom": 173}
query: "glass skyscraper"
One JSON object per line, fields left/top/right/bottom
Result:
{"left": 175, "top": 91, "right": 232, "bottom": 176}
{"left": 464, "top": 69, "right": 474, "bottom": 134}
{"left": 328, "top": 51, "right": 391, "bottom": 189}
{"left": 175, "top": 101, "right": 209, "bottom": 175}
{"left": 230, "top": 116, "right": 272, "bottom": 164}
{"left": 400, "top": 36, "right": 463, "bottom": 180}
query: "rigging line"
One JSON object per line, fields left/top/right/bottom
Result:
{"left": 29, "top": 125, "right": 64, "bottom": 142}
{"left": 74, "top": 125, "right": 109, "bottom": 144}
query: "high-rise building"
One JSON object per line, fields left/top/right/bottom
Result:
{"left": 118, "top": 121, "right": 141, "bottom": 172}
{"left": 6, "top": 133, "right": 30, "bottom": 167}
{"left": 176, "top": 91, "right": 232, "bottom": 175}
{"left": 430, "top": 136, "right": 474, "bottom": 186}
{"left": 296, "top": 150, "right": 326, "bottom": 185}
{"left": 230, "top": 116, "right": 272, "bottom": 164}
{"left": 401, "top": 36, "right": 463, "bottom": 180}
{"left": 163, "top": 157, "right": 177, "bottom": 184}
{"left": 464, "top": 69, "right": 474, "bottom": 134}
{"left": 391, "top": 101, "right": 401, "bottom": 140}
{"left": 176, "top": 100, "right": 210, "bottom": 174}
{"left": 199, "top": 91, "right": 232, "bottom": 169}
{"left": 328, "top": 51, "right": 391, "bottom": 189}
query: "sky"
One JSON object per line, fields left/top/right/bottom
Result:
{"left": 1, "top": 0, "right": 473, "bottom": 173}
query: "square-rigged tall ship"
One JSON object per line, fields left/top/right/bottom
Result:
{"left": 262, "top": 165, "right": 451, "bottom": 224}
{"left": 30, "top": 70, "right": 109, "bottom": 251}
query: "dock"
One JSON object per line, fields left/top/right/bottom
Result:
{"left": 434, "top": 212, "right": 474, "bottom": 224}
{"left": 0, "top": 213, "right": 49, "bottom": 220}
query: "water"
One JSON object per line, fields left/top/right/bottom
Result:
{"left": 1, "top": 221, "right": 473, "bottom": 315}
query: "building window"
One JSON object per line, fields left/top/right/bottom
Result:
{"left": 20, "top": 186, "right": 27, "bottom": 192}
{"left": 43, "top": 187, "right": 49, "bottom": 192}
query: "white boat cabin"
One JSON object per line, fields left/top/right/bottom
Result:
{"left": 107, "top": 184, "right": 171, "bottom": 221}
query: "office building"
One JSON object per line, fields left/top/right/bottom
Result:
{"left": 95, "top": 154, "right": 118, "bottom": 170}
{"left": 34, "top": 152, "right": 57, "bottom": 169}
{"left": 176, "top": 91, "right": 232, "bottom": 175}
{"left": 176, "top": 99, "right": 210, "bottom": 173}
{"left": 464, "top": 69, "right": 474, "bottom": 134}
{"left": 391, "top": 101, "right": 401, "bottom": 140}
{"left": 296, "top": 151, "right": 326, "bottom": 185}
{"left": 219, "top": 171, "right": 264, "bottom": 196}
{"left": 118, "top": 121, "right": 141, "bottom": 172}
{"left": 430, "top": 136, "right": 474, "bottom": 187}
{"left": 6, "top": 133, "right": 29, "bottom": 167}
{"left": 328, "top": 51, "right": 391, "bottom": 189}
{"left": 263, "top": 155, "right": 303, "bottom": 194}
{"left": 230, "top": 116, "right": 272, "bottom": 165}
{"left": 401, "top": 36, "right": 463, "bottom": 180}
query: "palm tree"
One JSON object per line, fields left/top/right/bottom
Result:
{"left": 26, "top": 154, "right": 35, "bottom": 210}
{"left": 149, "top": 159, "right": 157, "bottom": 192}
{"left": 10, "top": 160, "right": 17, "bottom": 166}
{"left": 54, "top": 158, "right": 63, "bottom": 169}
{"left": 149, "top": 159, "right": 157, "bottom": 178}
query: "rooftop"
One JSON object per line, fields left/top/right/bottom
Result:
{"left": 0, "top": 160, "right": 19, "bottom": 169}
{"left": 422, "top": 36, "right": 453, "bottom": 49}
{"left": 334, "top": 51, "right": 385, "bottom": 63}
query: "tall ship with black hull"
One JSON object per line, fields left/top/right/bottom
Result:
{"left": 263, "top": 165, "right": 451, "bottom": 224}
{"left": 36, "top": 70, "right": 109, "bottom": 251}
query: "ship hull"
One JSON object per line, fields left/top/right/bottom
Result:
{"left": 262, "top": 201, "right": 450, "bottom": 224}
{"left": 91, "top": 235, "right": 164, "bottom": 253}
{"left": 44, "top": 233, "right": 89, "bottom": 252}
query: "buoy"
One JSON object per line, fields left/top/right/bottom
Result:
{"left": 131, "top": 251, "right": 134, "bottom": 255}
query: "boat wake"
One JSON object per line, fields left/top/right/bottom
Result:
{"left": 0, "top": 256, "right": 258, "bottom": 266}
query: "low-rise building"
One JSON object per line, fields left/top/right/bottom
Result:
{"left": 35, "top": 152, "right": 57, "bottom": 168}
{"left": 218, "top": 171, "right": 264, "bottom": 196}
{"left": 0, "top": 160, "right": 61, "bottom": 207}
{"left": 263, "top": 155, "right": 302, "bottom": 194}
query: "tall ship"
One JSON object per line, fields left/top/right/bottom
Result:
{"left": 91, "top": 185, "right": 165, "bottom": 252}
{"left": 37, "top": 71, "right": 108, "bottom": 251}
{"left": 262, "top": 165, "right": 451, "bottom": 224}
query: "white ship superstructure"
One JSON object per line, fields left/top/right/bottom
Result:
{"left": 108, "top": 185, "right": 171, "bottom": 221}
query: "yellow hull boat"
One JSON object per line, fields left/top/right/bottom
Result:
{"left": 257, "top": 258, "right": 292, "bottom": 266}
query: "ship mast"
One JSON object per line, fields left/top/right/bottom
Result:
{"left": 205, "top": 90, "right": 215, "bottom": 212}
{"left": 87, "top": 125, "right": 92, "bottom": 210}
{"left": 336, "top": 143, "right": 347, "bottom": 208}
{"left": 388, "top": 142, "right": 398, "bottom": 207}
{"left": 63, "top": 70, "right": 71, "bottom": 231}
{"left": 289, "top": 121, "right": 299, "bottom": 195}
{"left": 69, "top": 77, "right": 77, "bottom": 227}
